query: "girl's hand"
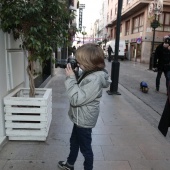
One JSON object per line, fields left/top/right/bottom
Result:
{"left": 65, "top": 63, "right": 75, "bottom": 77}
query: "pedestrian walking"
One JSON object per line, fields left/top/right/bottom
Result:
{"left": 107, "top": 45, "right": 113, "bottom": 62}
{"left": 153, "top": 36, "right": 170, "bottom": 92}
{"left": 72, "top": 46, "right": 76, "bottom": 55}
{"left": 58, "top": 43, "right": 111, "bottom": 170}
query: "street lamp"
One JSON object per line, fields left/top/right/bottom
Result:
{"left": 149, "top": 0, "right": 162, "bottom": 70}
{"left": 82, "top": 26, "right": 86, "bottom": 44}
{"left": 107, "top": 0, "right": 123, "bottom": 95}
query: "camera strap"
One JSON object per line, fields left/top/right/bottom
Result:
{"left": 77, "top": 69, "right": 103, "bottom": 84}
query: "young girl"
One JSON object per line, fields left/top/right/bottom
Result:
{"left": 58, "top": 43, "right": 111, "bottom": 170}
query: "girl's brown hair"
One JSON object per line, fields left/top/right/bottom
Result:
{"left": 75, "top": 43, "right": 105, "bottom": 71}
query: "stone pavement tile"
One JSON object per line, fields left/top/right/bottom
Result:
{"left": 0, "top": 144, "right": 104, "bottom": 162}
{"left": 92, "top": 146, "right": 105, "bottom": 161}
{"left": 138, "top": 143, "right": 170, "bottom": 160}
{"left": 101, "top": 113, "right": 144, "bottom": 126}
{"left": 0, "top": 160, "right": 7, "bottom": 169}
{"left": 93, "top": 160, "right": 132, "bottom": 170}
{"left": 101, "top": 145, "right": 145, "bottom": 161}
{"left": 71, "top": 161, "right": 84, "bottom": 170}
{"left": 48, "top": 124, "right": 72, "bottom": 134}
{"left": 129, "top": 160, "right": 170, "bottom": 170}
{"left": 50, "top": 110, "right": 71, "bottom": 126}
{"left": 52, "top": 101, "right": 69, "bottom": 109}
{"left": 52, "top": 95, "right": 67, "bottom": 103}
{"left": 110, "top": 134, "right": 164, "bottom": 147}
{"left": 93, "top": 125, "right": 157, "bottom": 135}
{"left": 0, "top": 144, "right": 38, "bottom": 160}
{"left": 46, "top": 133, "right": 70, "bottom": 146}
{"left": 0, "top": 144, "right": 70, "bottom": 161}
{"left": 101, "top": 92, "right": 140, "bottom": 116}
{"left": 95, "top": 116, "right": 105, "bottom": 127}
{"left": 153, "top": 132, "right": 170, "bottom": 145}
{"left": 52, "top": 145, "right": 105, "bottom": 162}
{"left": 101, "top": 106, "right": 141, "bottom": 117}
{"left": 92, "top": 134, "right": 113, "bottom": 146}
{"left": 74, "top": 160, "right": 132, "bottom": 170}
{"left": 2, "top": 160, "right": 58, "bottom": 170}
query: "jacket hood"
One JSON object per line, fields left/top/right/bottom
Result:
{"left": 93, "top": 70, "right": 111, "bottom": 88}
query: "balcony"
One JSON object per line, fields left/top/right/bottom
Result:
{"left": 106, "top": 0, "right": 150, "bottom": 28}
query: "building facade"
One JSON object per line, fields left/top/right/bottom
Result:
{"left": 106, "top": 0, "right": 170, "bottom": 63}
{"left": 0, "top": 32, "right": 27, "bottom": 147}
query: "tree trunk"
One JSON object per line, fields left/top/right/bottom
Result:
{"left": 27, "top": 60, "right": 35, "bottom": 97}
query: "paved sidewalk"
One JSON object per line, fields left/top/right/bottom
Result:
{"left": 0, "top": 64, "right": 170, "bottom": 170}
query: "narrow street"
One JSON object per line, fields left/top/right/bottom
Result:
{"left": 106, "top": 59, "right": 169, "bottom": 137}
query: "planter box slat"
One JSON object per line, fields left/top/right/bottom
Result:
{"left": 9, "top": 136, "right": 46, "bottom": 141}
{"left": 5, "top": 122, "right": 47, "bottom": 128}
{"left": 4, "top": 88, "right": 52, "bottom": 141}
{"left": 4, "top": 100, "right": 48, "bottom": 106}
{"left": 5, "top": 115, "right": 48, "bottom": 121}
{"left": 5, "top": 107, "right": 48, "bottom": 114}
{"left": 6, "top": 129, "right": 48, "bottom": 136}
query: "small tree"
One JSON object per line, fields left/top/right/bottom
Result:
{"left": 0, "top": 0, "right": 75, "bottom": 97}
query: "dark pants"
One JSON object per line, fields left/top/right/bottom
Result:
{"left": 67, "top": 124, "right": 93, "bottom": 170}
{"left": 156, "top": 69, "right": 170, "bottom": 91}
{"left": 108, "top": 52, "right": 112, "bottom": 62}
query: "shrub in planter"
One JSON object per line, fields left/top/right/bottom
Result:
{"left": 0, "top": 0, "right": 75, "bottom": 97}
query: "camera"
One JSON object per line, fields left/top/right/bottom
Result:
{"left": 67, "top": 57, "right": 78, "bottom": 70}
{"left": 56, "top": 57, "right": 78, "bottom": 70}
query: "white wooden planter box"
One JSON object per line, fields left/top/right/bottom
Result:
{"left": 4, "top": 88, "right": 52, "bottom": 141}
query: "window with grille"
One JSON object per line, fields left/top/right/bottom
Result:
{"left": 125, "top": 20, "right": 130, "bottom": 35}
{"left": 115, "top": 4, "right": 117, "bottom": 15}
{"left": 132, "top": 13, "right": 144, "bottom": 33}
{"left": 157, "top": 12, "right": 170, "bottom": 31}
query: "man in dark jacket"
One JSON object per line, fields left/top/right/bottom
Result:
{"left": 153, "top": 36, "right": 170, "bottom": 92}
{"left": 107, "top": 45, "right": 113, "bottom": 62}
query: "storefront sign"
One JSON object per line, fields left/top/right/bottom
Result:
{"left": 79, "top": 8, "right": 83, "bottom": 31}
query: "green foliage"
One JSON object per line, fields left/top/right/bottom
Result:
{"left": 82, "top": 31, "right": 87, "bottom": 35}
{"left": 0, "top": 0, "right": 75, "bottom": 62}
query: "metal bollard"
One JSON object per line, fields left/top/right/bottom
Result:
{"left": 149, "top": 51, "right": 155, "bottom": 70}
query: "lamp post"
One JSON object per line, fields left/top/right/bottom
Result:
{"left": 104, "top": 34, "right": 107, "bottom": 47}
{"left": 149, "top": 0, "right": 162, "bottom": 70}
{"left": 107, "top": 0, "right": 123, "bottom": 95}
{"left": 82, "top": 26, "right": 86, "bottom": 44}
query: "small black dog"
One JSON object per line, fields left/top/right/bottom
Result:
{"left": 140, "top": 81, "right": 149, "bottom": 93}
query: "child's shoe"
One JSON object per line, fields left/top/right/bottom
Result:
{"left": 58, "top": 161, "right": 74, "bottom": 170}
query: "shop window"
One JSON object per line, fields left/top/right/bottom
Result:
{"left": 157, "top": 12, "right": 170, "bottom": 32}
{"left": 125, "top": 20, "right": 130, "bottom": 35}
{"left": 132, "top": 13, "right": 144, "bottom": 33}
{"left": 114, "top": 25, "right": 122, "bottom": 38}
{"left": 115, "top": 4, "right": 117, "bottom": 15}
{"left": 111, "top": 28, "right": 113, "bottom": 39}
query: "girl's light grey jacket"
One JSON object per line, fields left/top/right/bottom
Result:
{"left": 65, "top": 70, "right": 111, "bottom": 128}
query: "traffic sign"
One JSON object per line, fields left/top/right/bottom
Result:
{"left": 79, "top": 4, "right": 85, "bottom": 9}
